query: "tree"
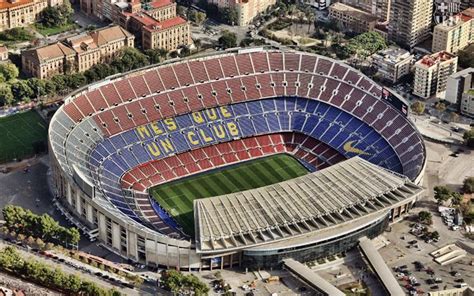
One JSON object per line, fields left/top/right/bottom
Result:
{"left": 10, "top": 80, "right": 33, "bottom": 101}
{"left": 434, "top": 186, "right": 452, "bottom": 204}
{"left": 0, "top": 28, "right": 34, "bottom": 42}
{"left": 0, "top": 85, "right": 14, "bottom": 106}
{"left": 218, "top": 30, "right": 237, "bottom": 49}
{"left": 462, "top": 177, "right": 474, "bottom": 194}
{"left": 111, "top": 47, "right": 149, "bottom": 72}
{"left": 39, "top": 2, "right": 73, "bottom": 27}
{"left": 411, "top": 101, "right": 425, "bottom": 115}
{"left": 305, "top": 10, "right": 315, "bottom": 34}
{"left": 463, "top": 128, "right": 474, "bottom": 148}
{"left": 160, "top": 270, "right": 209, "bottom": 295}
{"left": 179, "top": 46, "right": 191, "bottom": 57}
{"left": 434, "top": 101, "right": 446, "bottom": 112}
{"left": 346, "top": 32, "right": 387, "bottom": 60}
{"left": 65, "top": 73, "right": 87, "bottom": 89}
{"left": 67, "top": 228, "right": 80, "bottom": 246}
{"left": 431, "top": 231, "right": 440, "bottom": 241}
{"left": 35, "top": 238, "right": 45, "bottom": 249}
{"left": 221, "top": 7, "right": 238, "bottom": 25}
{"left": 418, "top": 211, "right": 432, "bottom": 224}
{"left": 451, "top": 192, "right": 463, "bottom": 205}
{"left": 458, "top": 46, "right": 474, "bottom": 68}
{"left": 0, "top": 63, "right": 19, "bottom": 82}
{"left": 26, "top": 236, "right": 36, "bottom": 246}
{"left": 189, "top": 10, "right": 206, "bottom": 25}
{"left": 193, "top": 38, "right": 202, "bottom": 51}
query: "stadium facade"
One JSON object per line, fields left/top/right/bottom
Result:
{"left": 49, "top": 48, "right": 426, "bottom": 270}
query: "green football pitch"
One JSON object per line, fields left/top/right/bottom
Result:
{"left": 150, "top": 154, "right": 309, "bottom": 236}
{"left": 0, "top": 110, "right": 48, "bottom": 164}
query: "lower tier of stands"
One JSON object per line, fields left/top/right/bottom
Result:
{"left": 121, "top": 132, "right": 345, "bottom": 234}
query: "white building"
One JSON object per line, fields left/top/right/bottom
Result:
{"left": 445, "top": 68, "right": 474, "bottom": 105}
{"left": 303, "top": 0, "right": 331, "bottom": 10}
{"left": 372, "top": 47, "right": 413, "bottom": 84}
{"left": 413, "top": 51, "right": 458, "bottom": 99}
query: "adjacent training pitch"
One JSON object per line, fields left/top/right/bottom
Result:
{"left": 150, "top": 154, "right": 309, "bottom": 235}
{"left": 0, "top": 110, "right": 48, "bottom": 164}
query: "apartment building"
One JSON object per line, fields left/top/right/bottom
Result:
{"left": 116, "top": 0, "right": 191, "bottom": 51}
{"left": 22, "top": 25, "right": 135, "bottom": 79}
{"left": 372, "top": 47, "right": 414, "bottom": 84}
{"left": 208, "top": 0, "right": 276, "bottom": 26}
{"left": 328, "top": 2, "right": 378, "bottom": 34}
{"left": 432, "top": 8, "right": 474, "bottom": 54}
{"left": 338, "top": 0, "right": 391, "bottom": 22}
{"left": 388, "top": 0, "right": 433, "bottom": 49}
{"left": 0, "top": 0, "right": 62, "bottom": 31}
{"left": 461, "top": 90, "right": 474, "bottom": 117}
{"left": 413, "top": 51, "right": 458, "bottom": 99}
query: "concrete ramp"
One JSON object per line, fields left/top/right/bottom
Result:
{"left": 282, "top": 258, "right": 345, "bottom": 296}
{"left": 359, "top": 237, "right": 405, "bottom": 296}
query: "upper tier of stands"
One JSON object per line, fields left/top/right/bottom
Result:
{"left": 49, "top": 49, "right": 426, "bottom": 239}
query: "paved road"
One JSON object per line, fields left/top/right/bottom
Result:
{"left": 0, "top": 241, "right": 138, "bottom": 295}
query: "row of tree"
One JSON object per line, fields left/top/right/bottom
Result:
{"left": 434, "top": 186, "right": 463, "bottom": 206}
{"left": 2, "top": 205, "right": 80, "bottom": 248}
{"left": 160, "top": 270, "right": 209, "bottom": 295}
{"left": 0, "top": 47, "right": 168, "bottom": 107}
{"left": 0, "top": 246, "right": 120, "bottom": 295}
{"left": 463, "top": 128, "right": 474, "bottom": 148}
{"left": 196, "top": 0, "right": 238, "bottom": 25}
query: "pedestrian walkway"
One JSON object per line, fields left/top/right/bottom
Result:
{"left": 358, "top": 237, "right": 405, "bottom": 296}
{"left": 282, "top": 258, "right": 345, "bottom": 296}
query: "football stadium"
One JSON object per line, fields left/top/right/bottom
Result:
{"left": 49, "top": 48, "right": 426, "bottom": 270}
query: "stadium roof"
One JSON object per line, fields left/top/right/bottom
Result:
{"left": 195, "top": 157, "right": 423, "bottom": 252}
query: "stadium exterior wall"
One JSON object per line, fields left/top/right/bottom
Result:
{"left": 242, "top": 213, "right": 389, "bottom": 269}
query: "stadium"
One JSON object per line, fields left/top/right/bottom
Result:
{"left": 49, "top": 48, "right": 426, "bottom": 270}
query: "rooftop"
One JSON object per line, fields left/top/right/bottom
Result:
{"left": 417, "top": 51, "right": 456, "bottom": 67}
{"left": 24, "top": 42, "right": 75, "bottom": 63}
{"left": 195, "top": 157, "right": 423, "bottom": 253}
{"left": 90, "top": 25, "right": 133, "bottom": 46}
{"left": 150, "top": 0, "right": 172, "bottom": 9}
{"left": 136, "top": 15, "right": 186, "bottom": 32}
{"left": 374, "top": 47, "right": 412, "bottom": 63}
{"left": 0, "top": 0, "right": 34, "bottom": 9}
{"left": 329, "top": 2, "right": 378, "bottom": 22}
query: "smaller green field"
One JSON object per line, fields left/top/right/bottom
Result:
{"left": 0, "top": 110, "right": 48, "bottom": 163}
{"left": 34, "top": 23, "right": 77, "bottom": 36}
{"left": 150, "top": 154, "right": 309, "bottom": 236}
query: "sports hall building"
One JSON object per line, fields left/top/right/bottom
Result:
{"left": 49, "top": 48, "right": 426, "bottom": 270}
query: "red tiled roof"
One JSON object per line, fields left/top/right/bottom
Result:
{"left": 420, "top": 51, "right": 455, "bottom": 67}
{"left": 0, "top": 0, "right": 33, "bottom": 9}
{"left": 142, "top": 16, "right": 187, "bottom": 31}
{"left": 150, "top": 0, "right": 172, "bottom": 9}
{"left": 158, "top": 16, "right": 186, "bottom": 29}
{"left": 131, "top": 13, "right": 159, "bottom": 27}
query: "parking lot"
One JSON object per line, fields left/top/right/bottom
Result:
{"left": 380, "top": 216, "right": 473, "bottom": 295}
